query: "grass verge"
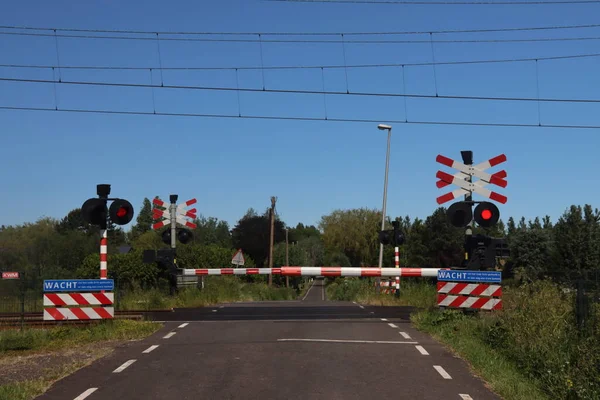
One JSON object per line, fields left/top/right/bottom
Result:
{"left": 0, "top": 320, "right": 162, "bottom": 400}
{"left": 117, "top": 277, "right": 299, "bottom": 310}
{"left": 411, "top": 308, "right": 549, "bottom": 400}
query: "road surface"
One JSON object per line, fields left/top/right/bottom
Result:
{"left": 37, "top": 279, "right": 500, "bottom": 400}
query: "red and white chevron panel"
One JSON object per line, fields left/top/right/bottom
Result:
{"left": 43, "top": 307, "right": 114, "bottom": 321}
{"left": 436, "top": 282, "right": 502, "bottom": 297}
{"left": 43, "top": 292, "right": 114, "bottom": 306}
{"left": 183, "top": 267, "right": 444, "bottom": 277}
{"left": 437, "top": 294, "right": 502, "bottom": 310}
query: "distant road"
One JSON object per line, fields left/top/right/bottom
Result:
{"left": 37, "top": 279, "right": 499, "bottom": 400}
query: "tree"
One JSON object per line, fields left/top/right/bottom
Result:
{"left": 57, "top": 208, "right": 95, "bottom": 235}
{"left": 422, "top": 207, "right": 464, "bottom": 268}
{"left": 130, "top": 198, "right": 153, "bottom": 240}
{"left": 319, "top": 208, "right": 381, "bottom": 266}
{"left": 289, "top": 223, "right": 321, "bottom": 243}
{"left": 192, "top": 215, "right": 232, "bottom": 248}
{"left": 231, "top": 214, "right": 285, "bottom": 267}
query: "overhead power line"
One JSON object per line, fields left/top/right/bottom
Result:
{"left": 2, "top": 76, "right": 600, "bottom": 104}
{"left": 2, "top": 22, "right": 600, "bottom": 36}
{"left": 1, "top": 52, "right": 598, "bottom": 71}
{"left": 4, "top": 30, "right": 600, "bottom": 44}
{"left": 267, "top": 0, "right": 600, "bottom": 4}
{"left": 1, "top": 105, "right": 599, "bottom": 129}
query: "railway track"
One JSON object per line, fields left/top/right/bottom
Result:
{"left": 0, "top": 309, "right": 174, "bottom": 329}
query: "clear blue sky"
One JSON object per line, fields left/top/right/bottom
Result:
{"left": 1, "top": 0, "right": 600, "bottom": 231}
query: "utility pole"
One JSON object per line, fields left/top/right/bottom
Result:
{"left": 268, "top": 196, "right": 277, "bottom": 287}
{"left": 285, "top": 228, "right": 289, "bottom": 288}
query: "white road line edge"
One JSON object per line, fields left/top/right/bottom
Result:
{"left": 142, "top": 345, "right": 159, "bottom": 354}
{"left": 277, "top": 338, "right": 418, "bottom": 344}
{"left": 113, "top": 359, "right": 136, "bottom": 373}
{"left": 459, "top": 395, "right": 474, "bottom": 400}
{"left": 359, "top": 305, "right": 365, "bottom": 309}
{"left": 434, "top": 365, "right": 452, "bottom": 379}
{"left": 302, "top": 281, "right": 315, "bottom": 301}
{"left": 399, "top": 332, "right": 411, "bottom": 339}
{"left": 219, "top": 305, "right": 224, "bottom": 308}
{"left": 74, "top": 388, "right": 98, "bottom": 400}
{"left": 178, "top": 323, "right": 189, "bottom": 328}
{"left": 163, "top": 332, "right": 176, "bottom": 339}
{"left": 380, "top": 318, "right": 388, "bottom": 321}
{"left": 415, "top": 345, "right": 429, "bottom": 355}
{"left": 212, "top": 309, "right": 217, "bottom": 312}
{"left": 388, "top": 323, "right": 398, "bottom": 328}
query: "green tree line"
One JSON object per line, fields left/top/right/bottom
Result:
{"left": 0, "top": 198, "right": 598, "bottom": 293}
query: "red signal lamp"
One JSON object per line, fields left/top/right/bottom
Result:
{"left": 474, "top": 202, "right": 500, "bottom": 228}
{"left": 109, "top": 199, "right": 135, "bottom": 225}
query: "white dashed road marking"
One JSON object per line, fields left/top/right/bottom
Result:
{"left": 278, "top": 338, "right": 418, "bottom": 344}
{"left": 163, "top": 332, "right": 176, "bottom": 339}
{"left": 415, "top": 345, "right": 429, "bottom": 355}
{"left": 459, "top": 395, "right": 474, "bottom": 400}
{"left": 358, "top": 305, "right": 364, "bottom": 309}
{"left": 142, "top": 345, "right": 159, "bottom": 354}
{"left": 74, "top": 388, "right": 98, "bottom": 400}
{"left": 178, "top": 323, "right": 189, "bottom": 328}
{"left": 380, "top": 318, "right": 388, "bottom": 321}
{"left": 434, "top": 365, "right": 452, "bottom": 379}
{"left": 113, "top": 359, "right": 136, "bottom": 373}
{"left": 387, "top": 323, "right": 398, "bottom": 328}
{"left": 399, "top": 332, "right": 411, "bottom": 339}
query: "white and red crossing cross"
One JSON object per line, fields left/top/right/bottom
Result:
{"left": 435, "top": 153, "right": 508, "bottom": 205}
{"left": 152, "top": 197, "right": 198, "bottom": 230}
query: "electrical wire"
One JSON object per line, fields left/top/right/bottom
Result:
{"left": 2, "top": 76, "right": 599, "bottom": 104}
{"left": 4, "top": 30, "right": 600, "bottom": 43}
{"left": 1, "top": 52, "right": 598, "bottom": 71}
{"left": 1, "top": 105, "right": 598, "bottom": 129}
{"left": 2, "top": 22, "right": 600, "bottom": 36}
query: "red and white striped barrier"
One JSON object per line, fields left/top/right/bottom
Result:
{"left": 43, "top": 292, "right": 114, "bottom": 321}
{"left": 43, "top": 292, "right": 114, "bottom": 306}
{"left": 436, "top": 282, "right": 502, "bottom": 310}
{"left": 44, "top": 307, "right": 114, "bottom": 321}
{"left": 183, "top": 267, "right": 443, "bottom": 277}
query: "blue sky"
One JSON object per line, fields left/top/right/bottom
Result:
{"left": 1, "top": 0, "right": 600, "bottom": 232}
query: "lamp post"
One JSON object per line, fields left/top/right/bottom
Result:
{"left": 377, "top": 124, "right": 392, "bottom": 270}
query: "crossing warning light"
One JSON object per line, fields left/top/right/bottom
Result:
{"left": 82, "top": 198, "right": 108, "bottom": 227}
{"left": 109, "top": 199, "right": 134, "bottom": 225}
{"left": 474, "top": 202, "right": 500, "bottom": 228}
{"left": 447, "top": 201, "right": 473, "bottom": 228}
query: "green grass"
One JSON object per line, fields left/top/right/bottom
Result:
{"left": 411, "top": 308, "right": 550, "bottom": 400}
{"left": 0, "top": 319, "right": 161, "bottom": 354}
{"left": 0, "top": 378, "right": 50, "bottom": 400}
{"left": 117, "top": 277, "right": 299, "bottom": 311}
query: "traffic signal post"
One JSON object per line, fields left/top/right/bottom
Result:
{"left": 435, "top": 152, "right": 509, "bottom": 271}
{"left": 81, "top": 184, "right": 135, "bottom": 281}
{"left": 378, "top": 220, "right": 405, "bottom": 296}
{"left": 150, "top": 195, "right": 198, "bottom": 294}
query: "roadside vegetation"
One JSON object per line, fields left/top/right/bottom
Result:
{"left": 0, "top": 320, "right": 161, "bottom": 400}
{"left": 327, "top": 277, "right": 600, "bottom": 400}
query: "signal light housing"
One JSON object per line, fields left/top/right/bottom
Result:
{"left": 474, "top": 202, "right": 500, "bottom": 228}
{"left": 447, "top": 201, "right": 473, "bottom": 228}
{"left": 81, "top": 198, "right": 108, "bottom": 228}
{"left": 109, "top": 199, "right": 134, "bottom": 225}
{"left": 378, "top": 230, "right": 391, "bottom": 245}
{"left": 177, "top": 228, "right": 193, "bottom": 244}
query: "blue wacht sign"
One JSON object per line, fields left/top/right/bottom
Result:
{"left": 437, "top": 270, "right": 501, "bottom": 283}
{"left": 43, "top": 279, "right": 114, "bottom": 292}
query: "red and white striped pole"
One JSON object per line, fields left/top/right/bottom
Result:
{"left": 394, "top": 246, "right": 400, "bottom": 297}
{"left": 100, "top": 229, "right": 108, "bottom": 279}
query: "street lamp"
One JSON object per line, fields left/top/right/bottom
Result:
{"left": 377, "top": 124, "right": 392, "bottom": 270}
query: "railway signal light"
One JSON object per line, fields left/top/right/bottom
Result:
{"left": 109, "top": 199, "right": 134, "bottom": 225}
{"left": 177, "top": 228, "right": 193, "bottom": 244}
{"left": 82, "top": 198, "right": 108, "bottom": 228}
{"left": 447, "top": 201, "right": 473, "bottom": 228}
{"left": 378, "top": 220, "right": 405, "bottom": 246}
{"left": 474, "top": 201, "right": 500, "bottom": 228}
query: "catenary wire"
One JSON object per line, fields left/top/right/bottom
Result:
{"left": 1, "top": 105, "right": 599, "bottom": 129}
{"left": 1, "top": 52, "right": 598, "bottom": 71}
{"left": 2, "top": 76, "right": 600, "bottom": 104}
{"left": 2, "top": 22, "right": 600, "bottom": 36}
{"left": 266, "top": 0, "right": 600, "bottom": 4}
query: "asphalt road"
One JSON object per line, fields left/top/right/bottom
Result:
{"left": 37, "top": 279, "right": 500, "bottom": 400}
